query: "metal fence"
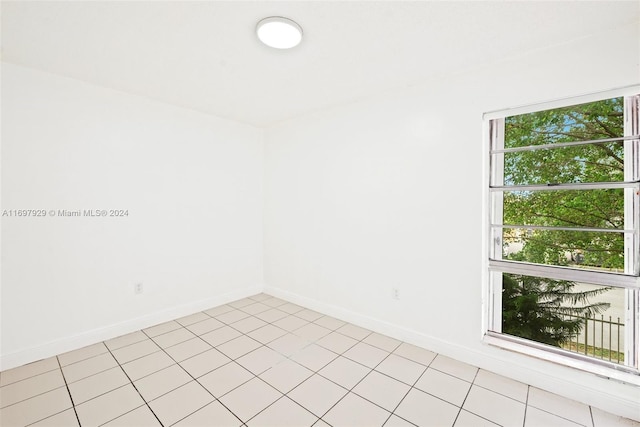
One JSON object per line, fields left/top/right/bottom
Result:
{"left": 558, "top": 313, "right": 625, "bottom": 364}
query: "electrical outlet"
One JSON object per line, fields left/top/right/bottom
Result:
{"left": 392, "top": 287, "right": 400, "bottom": 300}
{"left": 134, "top": 283, "right": 143, "bottom": 294}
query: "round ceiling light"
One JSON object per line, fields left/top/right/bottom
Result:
{"left": 256, "top": 16, "right": 303, "bottom": 49}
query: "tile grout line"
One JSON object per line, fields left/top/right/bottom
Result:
{"left": 19, "top": 391, "right": 73, "bottom": 426}
{"left": 42, "top": 377, "right": 136, "bottom": 423}
{"left": 230, "top": 310, "right": 374, "bottom": 425}
{"left": 522, "top": 384, "right": 530, "bottom": 427}
{"left": 452, "top": 367, "right": 481, "bottom": 427}
{"left": 526, "top": 401, "right": 595, "bottom": 427}
{"left": 524, "top": 384, "right": 595, "bottom": 427}
{"left": 379, "top": 344, "right": 438, "bottom": 427}
{"left": 0, "top": 362, "right": 60, "bottom": 388}
{"left": 302, "top": 328, "right": 388, "bottom": 423}
{"left": 195, "top": 295, "right": 299, "bottom": 425}
{"left": 139, "top": 327, "right": 248, "bottom": 426}
{"left": 377, "top": 341, "right": 422, "bottom": 427}
{"left": 0, "top": 375, "right": 68, "bottom": 412}
{"left": 37, "top": 357, "right": 81, "bottom": 427}
{"left": 240, "top": 391, "right": 303, "bottom": 425}
{"left": 114, "top": 298, "right": 287, "bottom": 422}
{"left": 1, "top": 381, "right": 77, "bottom": 424}
{"left": 374, "top": 354, "right": 467, "bottom": 425}
{"left": 470, "top": 376, "right": 527, "bottom": 404}
{"left": 139, "top": 328, "right": 216, "bottom": 425}
{"left": 216, "top": 315, "right": 326, "bottom": 424}
{"left": 103, "top": 340, "right": 165, "bottom": 427}
{"left": 172, "top": 308, "right": 297, "bottom": 422}
{"left": 242, "top": 326, "right": 355, "bottom": 423}
{"left": 205, "top": 308, "right": 308, "bottom": 426}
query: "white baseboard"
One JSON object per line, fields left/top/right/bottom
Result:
{"left": 264, "top": 285, "right": 640, "bottom": 422}
{"left": 0, "top": 284, "right": 264, "bottom": 371}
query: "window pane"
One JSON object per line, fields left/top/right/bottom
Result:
{"left": 504, "top": 97, "right": 623, "bottom": 149}
{"left": 500, "top": 227, "right": 624, "bottom": 272}
{"left": 496, "top": 273, "right": 626, "bottom": 364}
{"left": 496, "top": 142, "right": 625, "bottom": 186}
{"left": 502, "top": 189, "right": 624, "bottom": 229}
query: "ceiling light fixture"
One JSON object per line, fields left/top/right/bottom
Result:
{"left": 256, "top": 16, "right": 303, "bottom": 49}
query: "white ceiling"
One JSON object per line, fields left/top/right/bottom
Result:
{"left": 2, "top": 1, "right": 638, "bottom": 127}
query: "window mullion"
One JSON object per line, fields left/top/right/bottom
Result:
{"left": 489, "top": 118, "right": 505, "bottom": 333}
{"left": 624, "top": 94, "right": 640, "bottom": 367}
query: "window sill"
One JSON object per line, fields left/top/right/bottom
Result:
{"left": 483, "top": 332, "right": 640, "bottom": 387}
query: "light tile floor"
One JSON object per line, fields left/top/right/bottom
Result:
{"left": 1, "top": 293, "right": 639, "bottom": 427}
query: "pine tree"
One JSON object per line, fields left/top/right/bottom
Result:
{"left": 501, "top": 273, "right": 610, "bottom": 347}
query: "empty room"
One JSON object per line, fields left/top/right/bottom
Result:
{"left": 1, "top": 1, "right": 639, "bottom": 426}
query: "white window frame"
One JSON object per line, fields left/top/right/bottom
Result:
{"left": 482, "top": 85, "right": 640, "bottom": 385}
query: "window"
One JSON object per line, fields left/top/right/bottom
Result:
{"left": 485, "top": 88, "right": 640, "bottom": 383}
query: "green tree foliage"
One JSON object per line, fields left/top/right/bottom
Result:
{"left": 503, "top": 97, "right": 625, "bottom": 270}
{"left": 500, "top": 98, "right": 623, "bottom": 346}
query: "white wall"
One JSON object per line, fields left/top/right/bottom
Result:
{"left": 0, "top": 63, "right": 264, "bottom": 369}
{"left": 263, "top": 22, "right": 640, "bottom": 420}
